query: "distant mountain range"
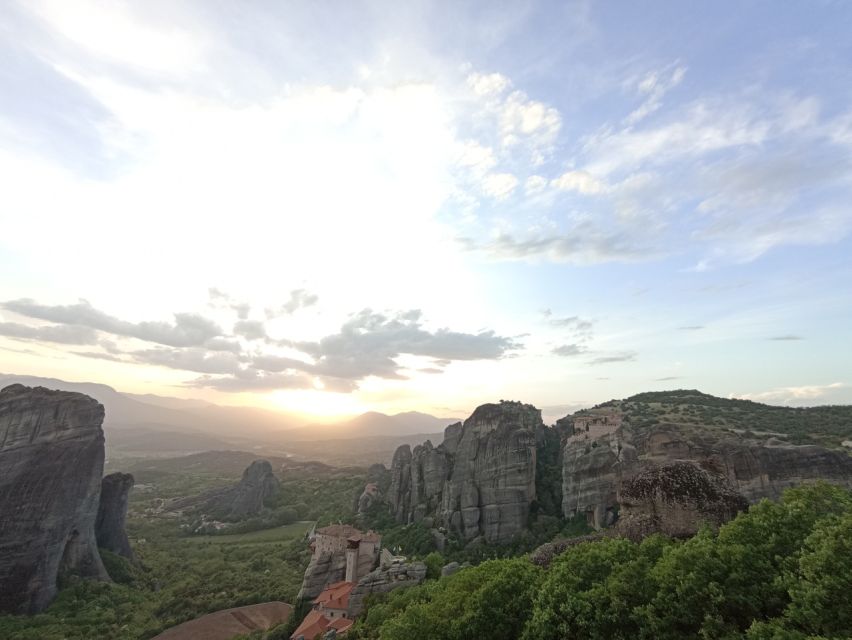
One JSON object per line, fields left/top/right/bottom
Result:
{"left": 0, "top": 374, "right": 457, "bottom": 460}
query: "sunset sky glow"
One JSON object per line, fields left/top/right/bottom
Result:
{"left": 2, "top": 1, "right": 851, "bottom": 420}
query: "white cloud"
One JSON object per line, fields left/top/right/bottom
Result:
{"left": 28, "top": 0, "right": 207, "bottom": 74}
{"left": 455, "top": 140, "right": 497, "bottom": 177}
{"left": 551, "top": 169, "right": 606, "bottom": 194}
{"left": 466, "top": 72, "right": 511, "bottom": 96}
{"left": 481, "top": 172, "right": 519, "bottom": 200}
{"left": 524, "top": 175, "right": 548, "bottom": 194}
{"left": 734, "top": 382, "right": 848, "bottom": 406}
{"left": 625, "top": 64, "right": 686, "bottom": 126}
{"left": 499, "top": 90, "right": 561, "bottom": 157}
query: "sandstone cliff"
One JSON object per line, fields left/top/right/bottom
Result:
{"left": 562, "top": 412, "right": 852, "bottom": 528}
{"left": 614, "top": 461, "right": 749, "bottom": 540}
{"left": 388, "top": 401, "right": 542, "bottom": 544}
{"left": 297, "top": 549, "right": 347, "bottom": 601}
{"left": 0, "top": 384, "right": 109, "bottom": 614}
{"left": 96, "top": 472, "right": 135, "bottom": 560}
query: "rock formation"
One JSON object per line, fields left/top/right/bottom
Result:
{"left": 0, "top": 384, "right": 109, "bottom": 614}
{"left": 297, "top": 524, "right": 381, "bottom": 601}
{"left": 347, "top": 560, "right": 427, "bottom": 617}
{"left": 562, "top": 414, "right": 852, "bottom": 529}
{"left": 175, "top": 459, "right": 281, "bottom": 520}
{"left": 388, "top": 401, "right": 541, "bottom": 544}
{"left": 357, "top": 482, "right": 380, "bottom": 514}
{"left": 614, "top": 461, "right": 749, "bottom": 540}
{"left": 298, "top": 551, "right": 347, "bottom": 601}
{"left": 96, "top": 472, "right": 135, "bottom": 560}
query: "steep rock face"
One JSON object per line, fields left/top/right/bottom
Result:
{"left": 347, "top": 561, "right": 427, "bottom": 617}
{"left": 297, "top": 551, "right": 347, "bottom": 601}
{"left": 388, "top": 401, "right": 542, "bottom": 543}
{"left": 96, "top": 472, "right": 135, "bottom": 560}
{"left": 562, "top": 417, "right": 852, "bottom": 527}
{"left": 0, "top": 384, "right": 109, "bottom": 614}
{"left": 615, "top": 461, "right": 749, "bottom": 540}
{"left": 562, "top": 426, "right": 637, "bottom": 528}
{"left": 387, "top": 445, "right": 412, "bottom": 522}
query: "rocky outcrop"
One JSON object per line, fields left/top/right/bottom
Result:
{"left": 387, "top": 401, "right": 542, "bottom": 544}
{"left": 387, "top": 445, "right": 412, "bottom": 522}
{"left": 175, "top": 459, "right": 281, "bottom": 520}
{"left": 529, "top": 534, "right": 603, "bottom": 568}
{"left": 0, "top": 384, "right": 109, "bottom": 614}
{"left": 615, "top": 461, "right": 749, "bottom": 540}
{"left": 96, "top": 472, "right": 135, "bottom": 560}
{"left": 347, "top": 561, "right": 427, "bottom": 617}
{"left": 562, "top": 418, "right": 852, "bottom": 528}
{"left": 297, "top": 551, "right": 347, "bottom": 601}
{"left": 561, "top": 424, "right": 637, "bottom": 529}
{"left": 357, "top": 482, "right": 380, "bottom": 514}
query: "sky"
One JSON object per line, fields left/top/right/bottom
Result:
{"left": 1, "top": 0, "right": 851, "bottom": 421}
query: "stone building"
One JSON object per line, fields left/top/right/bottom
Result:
{"left": 309, "top": 524, "right": 380, "bottom": 583}
{"left": 290, "top": 581, "right": 355, "bottom": 639}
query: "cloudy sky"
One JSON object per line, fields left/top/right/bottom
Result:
{"left": 2, "top": 0, "right": 851, "bottom": 420}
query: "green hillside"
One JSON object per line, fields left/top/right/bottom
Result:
{"left": 604, "top": 389, "right": 852, "bottom": 449}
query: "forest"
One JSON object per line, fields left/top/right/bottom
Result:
{"left": 349, "top": 483, "right": 852, "bottom": 640}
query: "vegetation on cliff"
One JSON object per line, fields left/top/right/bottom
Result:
{"left": 350, "top": 483, "right": 852, "bottom": 640}
{"left": 615, "top": 389, "right": 852, "bottom": 448}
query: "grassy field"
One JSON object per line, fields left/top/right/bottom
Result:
{"left": 186, "top": 520, "right": 314, "bottom": 544}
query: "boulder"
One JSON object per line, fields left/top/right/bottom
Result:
{"left": 0, "top": 384, "right": 109, "bottom": 614}
{"left": 440, "top": 561, "right": 460, "bottom": 577}
{"left": 96, "top": 472, "right": 135, "bottom": 560}
{"left": 348, "top": 561, "right": 427, "bottom": 617}
{"left": 614, "top": 461, "right": 749, "bottom": 540}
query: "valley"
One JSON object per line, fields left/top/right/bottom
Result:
{"left": 1, "top": 381, "right": 850, "bottom": 639}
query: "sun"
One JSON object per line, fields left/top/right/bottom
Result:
{"left": 268, "top": 389, "right": 368, "bottom": 422}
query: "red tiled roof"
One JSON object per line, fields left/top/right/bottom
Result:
{"left": 312, "top": 581, "right": 353, "bottom": 611}
{"left": 290, "top": 609, "right": 327, "bottom": 640}
{"left": 329, "top": 617, "right": 354, "bottom": 633}
{"left": 290, "top": 586, "right": 355, "bottom": 640}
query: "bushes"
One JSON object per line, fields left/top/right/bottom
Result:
{"left": 353, "top": 558, "right": 543, "bottom": 640}
{"left": 352, "top": 484, "right": 852, "bottom": 640}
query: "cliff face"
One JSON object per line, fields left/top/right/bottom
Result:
{"left": 96, "top": 472, "right": 135, "bottom": 560}
{"left": 0, "top": 384, "right": 109, "bottom": 614}
{"left": 615, "top": 461, "right": 749, "bottom": 540}
{"left": 388, "top": 401, "right": 541, "bottom": 544}
{"left": 562, "top": 417, "right": 852, "bottom": 528}
{"left": 297, "top": 550, "right": 347, "bottom": 601}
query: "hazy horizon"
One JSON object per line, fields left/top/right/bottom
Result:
{"left": 2, "top": 1, "right": 851, "bottom": 419}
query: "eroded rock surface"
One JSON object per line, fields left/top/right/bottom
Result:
{"left": 615, "top": 461, "right": 749, "bottom": 540}
{"left": 297, "top": 551, "right": 347, "bottom": 601}
{"left": 347, "top": 561, "right": 427, "bottom": 617}
{"left": 388, "top": 401, "right": 541, "bottom": 543}
{"left": 96, "top": 472, "right": 135, "bottom": 560}
{"left": 0, "top": 384, "right": 109, "bottom": 614}
{"left": 562, "top": 415, "right": 852, "bottom": 528}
